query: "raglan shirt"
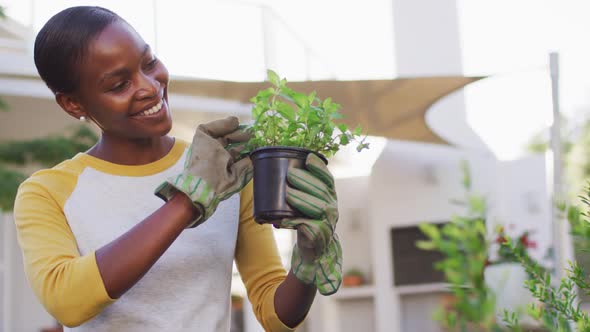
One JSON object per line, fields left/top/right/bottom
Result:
{"left": 13, "top": 139, "right": 297, "bottom": 332}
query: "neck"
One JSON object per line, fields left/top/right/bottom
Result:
{"left": 87, "top": 134, "right": 175, "bottom": 166}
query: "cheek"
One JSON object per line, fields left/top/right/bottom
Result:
{"left": 156, "top": 63, "right": 169, "bottom": 87}
{"left": 89, "top": 95, "right": 132, "bottom": 123}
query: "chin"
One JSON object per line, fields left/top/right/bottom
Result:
{"left": 128, "top": 122, "right": 173, "bottom": 140}
{"left": 149, "top": 122, "right": 173, "bottom": 138}
{"left": 162, "top": 117, "right": 173, "bottom": 133}
{"left": 157, "top": 124, "right": 173, "bottom": 137}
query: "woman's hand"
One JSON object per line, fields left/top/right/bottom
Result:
{"left": 275, "top": 153, "right": 342, "bottom": 295}
{"left": 155, "top": 116, "right": 253, "bottom": 227}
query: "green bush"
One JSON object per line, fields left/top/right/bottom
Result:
{"left": 502, "top": 185, "right": 590, "bottom": 332}
{"left": 0, "top": 126, "right": 98, "bottom": 211}
{"left": 417, "top": 161, "right": 500, "bottom": 331}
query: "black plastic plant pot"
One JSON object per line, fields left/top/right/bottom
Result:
{"left": 250, "top": 146, "right": 328, "bottom": 224}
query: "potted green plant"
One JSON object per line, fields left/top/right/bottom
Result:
{"left": 342, "top": 268, "right": 365, "bottom": 287}
{"left": 244, "top": 69, "right": 368, "bottom": 223}
{"left": 230, "top": 294, "right": 244, "bottom": 311}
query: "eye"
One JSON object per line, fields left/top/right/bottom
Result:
{"left": 110, "top": 80, "right": 130, "bottom": 92}
{"left": 145, "top": 57, "right": 159, "bottom": 70}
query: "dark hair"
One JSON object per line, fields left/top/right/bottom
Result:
{"left": 34, "top": 6, "right": 122, "bottom": 94}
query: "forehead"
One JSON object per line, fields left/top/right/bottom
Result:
{"left": 81, "top": 21, "right": 147, "bottom": 74}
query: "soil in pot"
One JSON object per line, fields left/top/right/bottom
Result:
{"left": 250, "top": 146, "right": 328, "bottom": 224}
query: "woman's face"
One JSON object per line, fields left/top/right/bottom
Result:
{"left": 73, "top": 20, "right": 172, "bottom": 139}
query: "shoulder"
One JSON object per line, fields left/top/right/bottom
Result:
{"left": 24, "top": 156, "right": 86, "bottom": 187}
{"left": 17, "top": 156, "right": 87, "bottom": 207}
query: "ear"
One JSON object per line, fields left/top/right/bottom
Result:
{"left": 55, "top": 93, "right": 86, "bottom": 120}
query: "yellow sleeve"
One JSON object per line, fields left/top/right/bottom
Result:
{"left": 235, "top": 181, "right": 296, "bottom": 332}
{"left": 13, "top": 173, "right": 115, "bottom": 327}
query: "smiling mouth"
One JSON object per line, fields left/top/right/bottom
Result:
{"left": 134, "top": 99, "right": 164, "bottom": 117}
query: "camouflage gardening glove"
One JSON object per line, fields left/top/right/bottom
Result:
{"left": 155, "top": 116, "right": 253, "bottom": 228}
{"left": 275, "top": 153, "right": 342, "bottom": 296}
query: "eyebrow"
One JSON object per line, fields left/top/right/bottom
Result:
{"left": 99, "top": 45, "right": 151, "bottom": 84}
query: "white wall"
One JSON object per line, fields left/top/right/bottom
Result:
{"left": 367, "top": 140, "right": 551, "bottom": 332}
{"left": 371, "top": 141, "right": 496, "bottom": 227}
{"left": 303, "top": 176, "right": 373, "bottom": 332}
{"left": 369, "top": 140, "right": 496, "bottom": 332}
{"left": 334, "top": 177, "right": 372, "bottom": 278}
{"left": 392, "top": 0, "right": 489, "bottom": 152}
{"left": 490, "top": 155, "right": 553, "bottom": 264}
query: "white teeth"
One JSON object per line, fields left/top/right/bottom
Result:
{"left": 137, "top": 100, "right": 163, "bottom": 116}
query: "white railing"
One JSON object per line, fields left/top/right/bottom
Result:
{"left": 1, "top": 211, "right": 13, "bottom": 332}
{"left": 0, "top": 211, "right": 55, "bottom": 331}
{"left": 13, "top": 1, "right": 335, "bottom": 81}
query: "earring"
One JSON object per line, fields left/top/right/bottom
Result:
{"left": 79, "top": 116, "right": 86, "bottom": 122}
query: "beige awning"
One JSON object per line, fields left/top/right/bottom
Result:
{"left": 0, "top": 73, "right": 483, "bottom": 145}
{"left": 169, "top": 76, "right": 484, "bottom": 145}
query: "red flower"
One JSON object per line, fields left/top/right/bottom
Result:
{"left": 518, "top": 233, "right": 537, "bottom": 249}
{"left": 496, "top": 235, "right": 508, "bottom": 244}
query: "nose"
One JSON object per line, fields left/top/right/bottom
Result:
{"left": 135, "top": 72, "right": 160, "bottom": 100}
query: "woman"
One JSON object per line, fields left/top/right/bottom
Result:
{"left": 14, "top": 5, "right": 341, "bottom": 332}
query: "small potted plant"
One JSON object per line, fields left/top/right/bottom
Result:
{"left": 230, "top": 294, "right": 244, "bottom": 311}
{"left": 342, "top": 268, "right": 365, "bottom": 287}
{"left": 244, "top": 70, "right": 368, "bottom": 223}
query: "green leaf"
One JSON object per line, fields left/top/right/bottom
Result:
{"left": 356, "top": 142, "right": 370, "bottom": 152}
{"left": 329, "top": 101, "right": 342, "bottom": 112}
{"left": 279, "top": 93, "right": 294, "bottom": 102}
{"left": 354, "top": 125, "right": 362, "bottom": 136}
{"left": 292, "top": 92, "right": 309, "bottom": 109}
{"left": 267, "top": 69, "right": 280, "bottom": 87}
{"left": 252, "top": 105, "right": 263, "bottom": 120}
{"left": 310, "top": 105, "right": 323, "bottom": 114}
{"left": 416, "top": 240, "right": 437, "bottom": 250}
{"left": 308, "top": 91, "right": 317, "bottom": 104}
{"left": 276, "top": 102, "right": 296, "bottom": 122}
{"left": 460, "top": 160, "right": 472, "bottom": 190}
{"left": 419, "top": 223, "right": 441, "bottom": 241}
{"left": 307, "top": 111, "right": 321, "bottom": 127}
{"left": 339, "top": 134, "right": 349, "bottom": 145}
{"left": 256, "top": 87, "right": 275, "bottom": 99}
{"left": 468, "top": 195, "right": 486, "bottom": 216}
